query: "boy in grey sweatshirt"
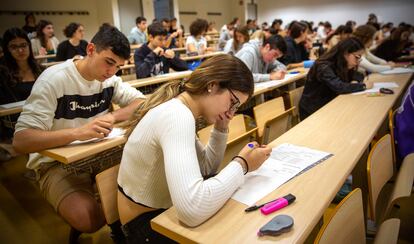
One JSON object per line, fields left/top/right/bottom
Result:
{"left": 236, "top": 35, "right": 287, "bottom": 82}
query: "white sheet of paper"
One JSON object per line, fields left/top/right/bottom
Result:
{"left": 70, "top": 128, "right": 125, "bottom": 145}
{"left": 380, "top": 67, "right": 414, "bottom": 75}
{"left": 352, "top": 82, "right": 399, "bottom": 95}
{"left": 254, "top": 73, "right": 300, "bottom": 89}
{"left": 231, "top": 143, "right": 333, "bottom": 206}
{"left": 0, "top": 100, "right": 26, "bottom": 109}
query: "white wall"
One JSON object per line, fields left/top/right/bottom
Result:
{"left": 256, "top": 0, "right": 414, "bottom": 29}
{"left": 0, "top": 0, "right": 121, "bottom": 42}
{"left": 177, "top": 0, "right": 244, "bottom": 32}
{"left": 118, "top": 0, "right": 143, "bottom": 35}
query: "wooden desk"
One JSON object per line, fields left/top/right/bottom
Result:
{"left": 181, "top": 52, "right": 224, "bottom": 61}
{"left": 253, "top": 68, "right": 308, "bottom": 97}
{"left": 35, "top": 54, "right": 56, "bottom": 60}
{"left": 39, "top": 136, "right": 126, "bottom": 164}
{"left": 0, "top": 106, "right": 23, "bottom": 117}
{"left": 151, "top": 72, "right": 412, "bottom": 243}
{"left": 41, "top": 61, "right": 63, "bottom": 68}
{"left": 127, "top": 70, "right": 192, "bottom": 88}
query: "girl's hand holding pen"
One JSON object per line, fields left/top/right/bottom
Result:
{"left": 235, "top": 142, "right": 272, "bottom": 173}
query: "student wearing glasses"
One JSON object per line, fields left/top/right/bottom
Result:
{"left": 0, "top": 28, "right": 43, "bottom": 161}
{"left": 299, "top": 37, "right": 373, "bottom": 120}
{"left": 118, "top": 54, "right": 272, "bottom": 243}
{"left": 13, "top": 24, "right": 145, "bottom": 242}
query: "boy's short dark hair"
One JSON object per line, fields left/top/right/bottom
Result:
{"left": 63, "top": 22, "right": 81, "bottom": 38}
{"left": 148, "top": 22, "right": 168, "bottom": 37}
{"left": 136, "top": 16, "right": 146, "bottom": 25}
{"left": 263, "top": 34, "right": 287, "bottom": 54}
{"left": 91, "top": 24, "right": 130, "bottom": 60}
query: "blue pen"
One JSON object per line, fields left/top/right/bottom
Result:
{"left": 248, "top": 143, "right": 255, "bottom": 148}
{"left": 289, "top": 71, "right": 300, "bottom": 74}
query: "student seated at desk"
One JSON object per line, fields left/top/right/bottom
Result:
{"left": 13, "top": 24, "right": 145, "bottom": 242}
{"left": 218, "top": 19, "right": 236, "bottom": 50}
{"left": 373, "top": 25, "right": 412, "bottom": 61}
{"left": 0, "top": 28, "right": 43, "bottom": 161}
{"left": 235, "top": 35, "right": 287, "bottom": 82}
{"left": 280, "top": 21, "right": 311, "bottom": 69}
{"left": 223, "top": 25, "right": 249, "bottom": 55}
{"left": 325, "top": 25, "right": 353, "bottom": 51}
{"left": 31, "top": 19, "right": 59, "bottom": 56}
{"left": 134, "top": 23, "right": 188, "bottom": 78}
{"left": 186, "top": 18, "right": 214, "bottom": 55}
{"left": 56, "top": 22, "right": 88, "bottom": 61}
{"left": 299, "top": 37, "right": 373, "bottom": 120}
{"left": 128, "top": 16, "right": 147, "bottom": 45}
{"left": 161, "top": 18, "right": 184, "bottom": 49}
{"left": 353, "top": 25, "right": 401, "bottom": 73}
{"left": 118, "top": 55, "right": 271, "bottom": 243}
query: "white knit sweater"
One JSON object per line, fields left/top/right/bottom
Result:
{"left": 118, "top": 98, "right": 245, "bottom": 227}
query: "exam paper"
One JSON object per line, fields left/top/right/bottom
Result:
{"left": 352, "top": 82, "right": 399, "bottom": 95}
{"left": 380, "top": 67, "right": 414, "bottom": 75}
{"left": 254, "top": 73, "right": 300, "bottom": 89}
{"left": 231, "top": 143, "right": 333, "bottom": 206}
{"left": 70, "top": 128, "right": 125, "bottom": 145}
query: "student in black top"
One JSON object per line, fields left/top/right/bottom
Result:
{"left": 299, "top": 37, "right": 373, "bottom": 120}
{"left": 134, "top": 22, "right": 188, "bottom": 78}
{"left": 280, "top": 21, "right": 310, "bottom": 68}
{"left": 56, "top": 22, "right": 88, "bottom": 61}
{"left": 373, "top": 26, "right": 412, "bottom": 61}
{"left": 22, "top": 13, "right": 37, "bottom": 38}
{"left": 0, "top": 28, "right": 43, "bottom": 160}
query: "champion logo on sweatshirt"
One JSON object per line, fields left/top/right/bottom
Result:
{"left": 54, "top": 87, "right": 114, "bottom": 119}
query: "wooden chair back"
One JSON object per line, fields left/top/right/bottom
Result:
{"left": 96, "top": 164, "right": 120, "bottom": 224}
{"left": 253, "top": 97, "right": 285, "bottom": 138}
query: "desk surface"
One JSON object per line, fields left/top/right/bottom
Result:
{"left": 181, "top": 52, "right": 224, "bottom": 61}
{"left": 39, "top": 136, "right": 126, "bottom": 164}
{"left": 0, "top": 106, "right": 23, "bottom": 117}
{"left": 151, "top": 72, "right": 412, "bottom": 243}
{"left": 127, "top": 70, "right": 192, "bottom": 88}
{"left": 253, "top": 68, "right": 308, "bottom": 96}
{"left": 35, "top": 54, "right": 56, "bottom": 60}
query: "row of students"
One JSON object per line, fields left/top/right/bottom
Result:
{"left": 9, "top": 23, "right": 271, "bottom": 243}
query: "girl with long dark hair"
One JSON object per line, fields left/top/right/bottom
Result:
{"left": 299, "top": 37, "right": 372, "bottom": 120}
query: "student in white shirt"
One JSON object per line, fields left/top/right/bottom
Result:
{"left": 118, "top": 54, "right": 271, "bottom": 243}
{"left": 186, "top": 18, "right": 214, "bottom": 55}
{"left": 223, "top": 25, "right": 250, "bottom": 55}
{"left": 353, "top": 24, "right": 402, "bottom": 73}
{"left": 13, "top": 24, "right": 145, "bottom": 242}
{"left": 128, "top": 16, "right": 147, "bottom": 45}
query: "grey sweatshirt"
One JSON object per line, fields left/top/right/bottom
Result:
{"left": 235, "top": 40, "right": 286, "bottom": 82}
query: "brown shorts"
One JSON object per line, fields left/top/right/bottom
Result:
{"left": 37, "top": 163, "right": 95, "bottom": 212}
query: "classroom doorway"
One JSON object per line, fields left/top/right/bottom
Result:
{"left": 153, "top": 0, "right": 174, "bottom": 20}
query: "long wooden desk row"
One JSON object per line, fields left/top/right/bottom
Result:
{"left": 0, "top": 68, "right": 306, "bottom": 118}
{"left": 150, "top": 72, "right": 413, "bottom": 243}
{"left": 40, "top": 52, "right": 225, "bottom": 68}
